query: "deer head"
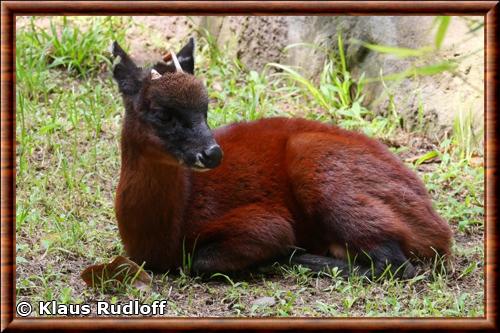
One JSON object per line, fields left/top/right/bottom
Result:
{"left": 111, "top": 38, "right": 222, "bottom": 171}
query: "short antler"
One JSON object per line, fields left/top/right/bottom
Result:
{"left": 162, "top": 51, "right": 183, "bottom": 73}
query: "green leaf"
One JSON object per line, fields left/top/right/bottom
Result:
{"left": 435, "top": 16, "right": 451, "bottom": 50}
{"left": 359, "top": 41, "right": 432, "bottom": 59}
{"left": 458, "top": 261, "right": 477, "bottom": 279}
{"left": 415, "top": 150, "right": 440, "bottom": 166}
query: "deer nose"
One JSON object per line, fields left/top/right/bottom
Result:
{"left": 198, "top": 145, "right": 223, "bottom": 169}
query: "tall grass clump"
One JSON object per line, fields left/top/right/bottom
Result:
{"left": 268, "top": 34, "right": 400, "bottom": 137}
{"left": 17, "top": 17, "right": 129, "bottom": 80}
{"left": 451, "top": 108, "right": 483, "bottom": 161}
{"left": 269, "top": 34, "right": 366, "bottom": 122}
{"left": 15, "top": 17, "right": 126, "bottom": 262}
{"left": 196, "top": 28, "right": 287, "bottom": 128}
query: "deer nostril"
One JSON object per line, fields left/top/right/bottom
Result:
{"left": 199, "top": 145, "right": 223, "bottom": 169}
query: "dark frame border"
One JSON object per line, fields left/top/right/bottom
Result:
{"left": 1, "top": 1, "right": 498, "bottom": 331}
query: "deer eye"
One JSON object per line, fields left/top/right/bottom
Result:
{"left": 152, "top": 108, "right": 173, "bottom": 123}
{"left": 161, "top": 114, "right": 173, "bottom": 123}
{"left": 180, "top": 120, "right": 192, "bottom": 129}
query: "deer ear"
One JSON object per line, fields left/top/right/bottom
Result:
{"left": 175, "top": 37, "right": 195, "bottom": 74}
{"left": 150, "top": 69, "right": 162, "bottom": 80}
{"left": 153, "top": 37, "right": 196, "bottom": 75}
{"left": 110, "top": 41, "right": 143, "bottom": 95}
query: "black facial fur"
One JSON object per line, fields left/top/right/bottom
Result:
{"left": 111, "top": 38, "right": 220, "bottom": 169}
{"left": 142, "top": 98, "right": 215, "bottom": 168}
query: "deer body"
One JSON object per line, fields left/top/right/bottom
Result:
{"left": 112, "top": 39, "right": 452, "bottom": 277}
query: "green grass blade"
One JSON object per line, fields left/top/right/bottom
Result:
{"left": 414, "top": 150, "right": 440, "bottom": 166}
{"left": 268, "top": 63, "right": 329, "bottom": 109}
{"left": 435, "top": 16, "right": 451, "bottom": 50}
{"left": 358, "top": 41, "right": 433, "bottom": 59}
{"left": 284, "top": 42, "right": 328, "bottom": 54}
{"left": 412, "top": 61, "right": 458, "bottom": 76}
{"left": 337, "top": 33, "right": 347, "bottom": 74}
{"left": 362, "top": 61, "right": 458, "bottom": 83}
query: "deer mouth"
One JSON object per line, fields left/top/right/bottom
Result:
{"left": 191, "top": 166, "right": 211, "bottom": 172}
{"left": 176, "top": 145, "right": 222, "bottom": 171}
{"left": 191, "top": 159, "right": 212, "bottom": 172}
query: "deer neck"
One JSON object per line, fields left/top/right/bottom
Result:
{"left": 116, "top": 136, "right": 190, "bottom": 271}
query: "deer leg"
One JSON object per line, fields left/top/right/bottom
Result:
{"left": 291, "top": 171, "right": 417, "bottom": 278}
{"left": 300, "top": 193, "right": 417, "bottom": 279}
{"left": 357, "top": 240, "right": 417, "bottom": 279}
{"left": 191, "top": 203, "right": 295, "bottom": 274}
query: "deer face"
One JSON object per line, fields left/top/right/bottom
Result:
{"left": 111, "top": 38, "right": 222, "bottom": 171}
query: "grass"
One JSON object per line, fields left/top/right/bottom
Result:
{"left": 15, "top": 17, "right": 484, "bottom": 317}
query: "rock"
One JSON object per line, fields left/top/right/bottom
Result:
{"left": 251, "top": 296, "right": 276, "bottom": 307}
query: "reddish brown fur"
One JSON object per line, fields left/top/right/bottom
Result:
{"left": 146, "top": 72, "right": 208, "bottom": 111}
{"left": 116, "top": 116, "right": 452, "bottom": 273}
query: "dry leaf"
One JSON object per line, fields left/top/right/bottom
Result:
{"left": 469, "top": 156, "right": 483, "bottom": 168}
{"left": 81, "top": 256, "right": 152, "bottom": 291}
{"left": 212, "top": 82, "right": 223, "bottom": 92}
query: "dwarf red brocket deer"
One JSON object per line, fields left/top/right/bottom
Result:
{"left": 111, "top": 38, "right": 452, "bottom": 278}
